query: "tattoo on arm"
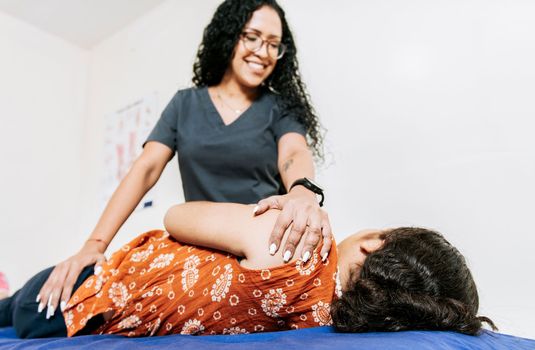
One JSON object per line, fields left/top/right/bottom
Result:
{"left": 283, "top": 158, "right": 294, "bottom": 173}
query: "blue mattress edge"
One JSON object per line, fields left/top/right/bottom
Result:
{"left": 1, "top": 326, "right": 534, "bottom": 350}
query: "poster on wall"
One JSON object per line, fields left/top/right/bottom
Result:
{"left": 101, "top": 92, "right": 158, "bottom": 211}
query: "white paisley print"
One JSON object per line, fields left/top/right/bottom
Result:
{"left": 181, "top": 254, "right": 200, "bottom": 291}
{"left": 108, "top": 282, "right": 130, "bottom": 308}
{"left": 181, "top": 319, "right": 205, "bottom": 335}
{"left": 223, "top": 326, "right": 249, "bottom": 335}
{"left": 312, "top": 301, "right": 332, "bottom": 326}
{"left": 295, "top": 252, "right": 318, "bottom": 276}
{"left": 261, "top": 288, "right": 287, "bottom": 317}
{"left": 210, "top": 264, "right": 233, "bottom": 302}
{"left": 93, "top": 273, "right": 108, "bottom": 292}
{"left": 118, "top": 315, "right": 142, "bottom": 329}
{"left": 130, "top": 244, "right": 154, "bottom": 262}
{"left": 148, "top": 253, "right": 175, "bottom": 271}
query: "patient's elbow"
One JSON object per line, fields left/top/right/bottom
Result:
{"left": 163, "top": 204, "right": 181, "bottom": 233}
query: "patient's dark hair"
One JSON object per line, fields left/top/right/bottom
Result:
{"left": 331, "top": 227, "right": 496, "bottom": 335}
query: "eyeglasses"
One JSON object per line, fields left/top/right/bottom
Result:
{"left": 240, "top": 31, "right": 286, "bottom": 59}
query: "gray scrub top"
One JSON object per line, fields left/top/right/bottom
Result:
{"left": 144, "top": 87, "right": 306, "bottom": 204}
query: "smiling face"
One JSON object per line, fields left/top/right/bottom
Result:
{"left": 224, "top": 5, "right": 282, "bottom": 89}
{"left": 336, "top": 229, "right": 387, "bottom": 291}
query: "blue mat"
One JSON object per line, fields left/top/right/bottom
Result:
{"left": 1, "top": 326, "right": 534, "bottom": 349}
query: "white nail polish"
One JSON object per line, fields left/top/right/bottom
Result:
{"left": 322, "top": 252, "right": 328, "bottom": 262}
{"left": 37, "top": 303, "right": 44, "bottom": 313}
{"left": 36, "top": 294, "right": 41, "bottom": 303}
{"left": 302, "top": 251, "right": 311, "bottom": 263}
{"left": 283, "top": 250, "right": 291, "bottom": 262}
{"left": 269, "top": 243, "right": 277, "bottom": 255}
{"left": 60, "top": 301, "right": 67, "bottom": 312}
{"left": 46, "top": 307, "right": 51, "bottom": 319}
{"left": 94, "top": 266, "right": 102, "bottom": 275}
{"left": 253, "top": 205, "right": 259, "bottom": 215}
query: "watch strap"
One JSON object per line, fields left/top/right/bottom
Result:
{"left": 290, "top": 178, "right": 324, "bottom": 207}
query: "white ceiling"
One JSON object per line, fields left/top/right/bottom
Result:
{"left": 0, "top": 0, "right": 166, "bottom": 49}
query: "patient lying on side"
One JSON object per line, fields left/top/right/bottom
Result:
{"left": 0, "top": 202, "right": 495, "bottom": 338}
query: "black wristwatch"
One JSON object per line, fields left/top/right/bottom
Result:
{"left": 290, "top": 177, "right": 324, "bottom": 207}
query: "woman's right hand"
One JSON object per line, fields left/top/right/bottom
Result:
{"left": 35, "top": 142, "right": 172, "bottom": 319}
{"left": 36, "top": 240, "right": 106, "bottom": 319}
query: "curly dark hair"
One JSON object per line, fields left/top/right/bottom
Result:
{"left": 331, "top": 227, "right": 496, "bottom": 335}
{"left": 192, "top": 0, "right": 323, "bottom": 159}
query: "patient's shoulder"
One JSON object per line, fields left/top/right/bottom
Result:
{"left": 240, "top": 209, "right": 304, "bottom": 269}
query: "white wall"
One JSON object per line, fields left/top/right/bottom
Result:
{"left": 0, "top": 11, "right": 88, "bottom": 292}
{"left": 281, "top": 0, "right": 535, "bottom": 338}
{"left": 78, "top": 0, "right": 222, "bottom": 254}
{"left": 2, "top": 0, "right": 534, "bottom": 339}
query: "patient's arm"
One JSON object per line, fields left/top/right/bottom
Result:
{"left": 164, "top": 202, "right": 280, "bottom": 260}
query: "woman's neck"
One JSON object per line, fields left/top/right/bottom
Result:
{"left": 217, "top": 74, "right": 259, "bottom": 103}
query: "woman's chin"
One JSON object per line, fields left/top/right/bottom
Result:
{"left": 235, "top": 71, "right": 269, "bottom": 89}
{"left": 242, "top": 79, "right": 264, "bottom": 90}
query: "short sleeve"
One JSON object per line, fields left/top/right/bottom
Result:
{"left": 143, "top": 92, "right": 180, "bottom": 151}
{"left": 273, "top": 106, "right": 306, "bottom": 142}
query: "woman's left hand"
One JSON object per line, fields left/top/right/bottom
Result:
{"left": 253, "top": 187, "right": 332, "bottom": 263}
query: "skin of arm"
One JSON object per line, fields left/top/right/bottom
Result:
{"left": 88, "top": 141, "right": 174, "bottom": 249}
{"left": 277, "top": 132, "right": 315, "bottom": 191}
{"left": 37, "top": 141, "right": 174, "bottom": 318}
{"left": 164, "top": 202, "right": 293, "bottom": 269}
{"left": 254, "top": 132, "right": 333, "bottom": 263}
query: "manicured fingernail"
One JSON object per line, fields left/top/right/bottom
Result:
{"left": 46, "top": 305, "right": 55, "bottom": 319}
{"left": 321, "top": 252, "right": 328, "bottom": 262}
{"left": 269, "top": 243, "right": 277, "bottom": 255}
{"left": 253, "top": 205, "right": 259, "bottom": 215}
{"left": 94, "top": 265, "right": 102, "bottom": 275}
{"left": 283, "top": 250, "right": 291, "bottom": 262}
{"left": 36, "top": 294, "right": 41, "bottom": 303}
{"left": 302, "top": 251, "right": 311, "bottom": 263}
{"left": 60, "top": 301, "right": 67, "bottom": 312}
{"left": 38, "top": 303, "right": 45, "bottom": 313}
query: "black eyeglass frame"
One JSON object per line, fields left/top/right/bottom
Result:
{"left": 240, "top": 31, "right": 287, "bottom": 59}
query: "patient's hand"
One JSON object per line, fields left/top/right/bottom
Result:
{"left": 254, "top": 187, "right": 332, "bottom": 263}
{"left": 36, "top": 241, "right": 106, "bottom": 319}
